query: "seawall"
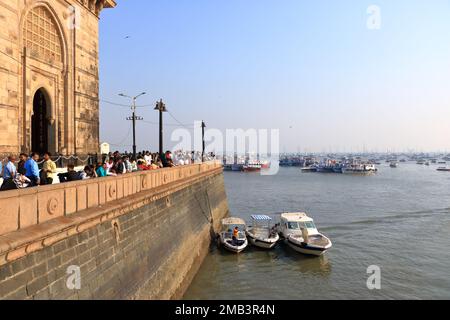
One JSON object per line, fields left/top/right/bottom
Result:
{"left": 0, "top": 162, "right": 229, "bottom": 300}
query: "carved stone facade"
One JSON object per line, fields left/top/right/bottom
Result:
{"left": 0, "top": 0, "right": 116, "bottom": 157}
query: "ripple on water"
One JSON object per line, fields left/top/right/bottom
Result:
{"left": 184, "top": 166, "right": 450, "bottom": 300}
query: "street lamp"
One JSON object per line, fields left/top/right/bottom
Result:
{"left": 154, "top": 99, "right": 168, "bottom": 156}
{"left": 201, "top": 121, "right": 206, "bottom": 162}
{"left": 118, "top": 92, "right": 146, "bottom": 159}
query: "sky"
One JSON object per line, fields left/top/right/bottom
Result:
{"left": 98, "top": 0, "right": 450, "bottom": 153}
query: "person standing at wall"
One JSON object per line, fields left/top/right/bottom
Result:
{"left": 17, "top": 154, "right": 28, "bottom": 175}
{"left": 24, "top": 152, "right": 41, "bottom": 186}
{"left": 42, "top": 152, "right": 57, "bottom": 185}
{"left": 0, "top": 155, "right": 17, "bottom": 191}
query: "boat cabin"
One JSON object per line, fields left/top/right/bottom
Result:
{"left": 280, "top": 212, "right": 320, "bottom": 237}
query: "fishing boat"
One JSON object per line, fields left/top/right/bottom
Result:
{"left": 301, "top": 166, "right": 318, "bottom": 173}
{"left": 316, "top": 163, "right": 336, "bottom": 173}
{"left": 246, "top": 215, "right": 279, "bottom": 249}
{"left": 437, "top": 167, "right": 450, "bottom": 172}
{"left": 242, "top": 161, "right": 262, "bottom": 172}
{"left": 261, "top": 161, "right": 271, "bottom": 169}
{"left": 218, "top": 218, "right": 248, "bottom": 253}
{"left": 278, "top": 212, "right": 332, "bottom": 256}
{"left": 342, "top": 163, "right": 376, "bottom": 174}
{"left": 231, "top": 164, "right": 243, "bottom": 171}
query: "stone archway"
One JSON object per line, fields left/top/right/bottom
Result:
{"left": 21, "top": 3, "right": 67, "bottom": 155}
{"left": 31, "top": 88, "right": 49, "bottom": 154}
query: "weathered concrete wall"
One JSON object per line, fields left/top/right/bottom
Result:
{"left": 0, "top": 163, "right": 229, "bottom": 299}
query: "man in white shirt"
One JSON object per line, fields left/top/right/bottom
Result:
{"left": 144, "top": 152, "right": 152, "bottom": 166}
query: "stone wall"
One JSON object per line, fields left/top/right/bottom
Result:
{"left": 0, "top": 162, "right": 229, "bottom": 299}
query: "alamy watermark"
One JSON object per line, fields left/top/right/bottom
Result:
{"left": 66, "top": 265, "right": 81, "bottom": 290}
{"left": 366, "top": 265, "right": 381, "bottom": 290}
{"left": 171, "top": 122, "right": 280, "bottom": 175}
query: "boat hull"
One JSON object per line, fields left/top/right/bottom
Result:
{"left": 286, "top": 235, "right": 332, "bottom": 257}
{"left": 246, "top": 232, "right": 279, "bottom": 249}
{"left": 223, "top": 240, "right": 248, "bottom": 253}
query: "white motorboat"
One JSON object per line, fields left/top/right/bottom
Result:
{"left": 278, "top": 212, "right": 332, "bottom": 256}
{"left": 219, "top": 217, "right": 248, "bottom": 253}
{"left": 246, "top": 215, "right": 280, "bottom": 249}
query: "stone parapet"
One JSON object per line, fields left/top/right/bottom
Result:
{"left": 0, "top": 161, "right": 228, "bottom": 300}
{"left": 0, "top": 162, "right": 222, "bottom": 251}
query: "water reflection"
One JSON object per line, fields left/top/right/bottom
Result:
{"left": 277, "top": 244, "right": 332, "bottom": 277}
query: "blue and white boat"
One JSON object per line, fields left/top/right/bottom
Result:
{"left": 246, "top": 215, "right": 279, "bottom": 249}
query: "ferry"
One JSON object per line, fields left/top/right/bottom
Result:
{"left": 277, "top": 212, "right": 332, "bottom": 256}
{"left": 242, "top": 161, "right": 262, "bottom": 172}
{"left": 342, "top": 163, "right": 377, "bottom": 174}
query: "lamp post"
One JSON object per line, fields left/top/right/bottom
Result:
{"left": 201, "top": 121, "right": 206, "bottom": 162}
{"left": 119, "top": 92, "right": 146, "bottom": 159}
{"left": 154, "top": 99, "right": 167, "bottom": 156}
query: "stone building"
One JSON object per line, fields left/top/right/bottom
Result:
{"left": 0, "top": 0, "right": 115, "bottom": 158}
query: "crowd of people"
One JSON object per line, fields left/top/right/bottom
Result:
{"left": 0, "top": 150, "right": 216, "bottom": 192}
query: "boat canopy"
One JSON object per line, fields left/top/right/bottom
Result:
{"left": 222, "top": 217, "right": 246, "bottom": 226}
{"left": 251, "top": 215, "right": 272, "bottom": 221}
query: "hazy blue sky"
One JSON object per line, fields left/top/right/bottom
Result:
{"left": 98, "top": 0, "right": 450, "bottom": 153}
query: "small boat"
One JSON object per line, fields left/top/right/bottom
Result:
{"left": 218, "top": 218, "right": 248, "bottom": 253}
{"left": 437, "top": 167, "right": 450, "bottom": 172}
{"left": 246, "top": 215, "right": 279, "bottom": 249}
{"left": 301, "top": 166, "right": 317, "bottom": 173}
{"left": 278, "top": 212, "right": 332, "bottom": 256}
{"left": 242, "top": 162, "right": 262, "bottom": 172}
{"left": 390, "top": 162, "right": 398, "bottom": 168}
{"left": 342, "top": 163, "right": 377, "bottom": 174}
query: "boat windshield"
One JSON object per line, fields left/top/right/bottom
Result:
{"left": 287, "top": 222, "right": 300, "bottom": 230}
{"left": 304, "top": 221, "right": 317, "bottom": 229}
{"left": 224, "top": 224, "right": 246, "bottom": 231}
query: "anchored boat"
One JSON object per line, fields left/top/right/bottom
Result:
{"left": 390, "top": 161, "right": 398, "bottom": 168}
{"left": 219, "top": 218, "right": 248, "bottom": 253}
{"left": 278, "top": 212, "right": 332, "bottom": 256}
{"left": 246, "top": 215, "right": 280, "bottom": 249}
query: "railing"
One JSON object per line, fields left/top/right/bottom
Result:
{"left": 0, "top": 162, "right": 222, "bottom": 236}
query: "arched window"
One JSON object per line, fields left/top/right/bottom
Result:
{"left": 23, "top": 6, "right": 62, "bottom": 63}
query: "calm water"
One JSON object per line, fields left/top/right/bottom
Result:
{"left": 184, "top": 164, "right": 450, "bottom": 300}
